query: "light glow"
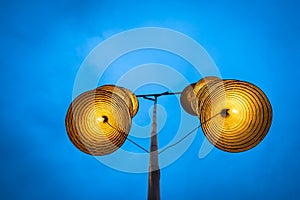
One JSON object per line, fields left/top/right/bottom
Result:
{"left": 232, "top": 109, "right": 238, "bottom": 114}
{"left": 96, "top": 117, "right": 104, "bottom": 123}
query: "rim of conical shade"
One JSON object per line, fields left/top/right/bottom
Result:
{"left": 198, "top": 79, "right": 272, "bottom": 152}
{"left": 180, "top": 76, "right": 222, "bottom": 116}
{"left": 65, "top": 85, "right": 138, "bottom": 155}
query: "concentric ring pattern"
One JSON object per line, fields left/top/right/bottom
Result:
{"left": 198, "top": 80, "right": 272, "bottom": 152}
{"left": 65, "top": 85, "right": 139, "bottom": 156}
{"left": 180, "top": 76, "right": 221, "bottom": 116}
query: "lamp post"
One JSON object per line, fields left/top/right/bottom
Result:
{"left": 65, "top": 77, "right": 272, "bottom": 200}
{"left": 136, "top": 92, "right": 181, "bottom": 200}
{"left": 147, "top": 96, "right": 160, "bottom": 200}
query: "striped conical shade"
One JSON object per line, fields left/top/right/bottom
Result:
{"left": 65, "top": 85, "right": 139, "bottom": 156}
{"left": 180, "top": 76, "right": 221, "bottom": 116}
{"left": 197, "top": 80, "right": 272, "bottom": 152}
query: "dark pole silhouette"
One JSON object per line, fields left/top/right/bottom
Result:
{"left": 147, "top": 96, "right": 160, "bottom": 200}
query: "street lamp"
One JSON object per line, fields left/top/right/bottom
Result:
{"left": 65, "top": 76, "right": 272, "bottom": 200}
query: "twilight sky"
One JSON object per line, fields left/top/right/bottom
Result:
{"left": 1, "top": 0, "right": 300, "bottom": 199}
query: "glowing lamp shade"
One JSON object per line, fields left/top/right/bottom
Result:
{"left": 65, "top": 85, "right": 139, "bottom": 156}
{"left": 180, "top": 76, "right": 221, "bottom": 116}
{"left": 198, "top": 80, "right": 272, "bottom": 152}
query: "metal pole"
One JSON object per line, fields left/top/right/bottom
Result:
{"left": 148, "top": 97, "right": 160, "bottom": 200}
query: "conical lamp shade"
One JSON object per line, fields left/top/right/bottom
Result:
{"left": 198, "top": 80, "right": 272, "bottom": 152}
{"left": 180, "top": 76, "right": 221, "bottom": 116}
{"left": 65, "top": 85, "right": 139, "bottom": 156}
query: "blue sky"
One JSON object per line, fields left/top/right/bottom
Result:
{"left": 1, "top": 0, "right": 300, "bottom": 199}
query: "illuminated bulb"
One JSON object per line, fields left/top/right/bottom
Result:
{"left": 96, "top": 117, "right": 104, "bottom": 123}
{"left": 231, "top": 109, "right": 238, "bottom": 114}
{"left": 96, "top": 116, "right": 108, "bottom": 124}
